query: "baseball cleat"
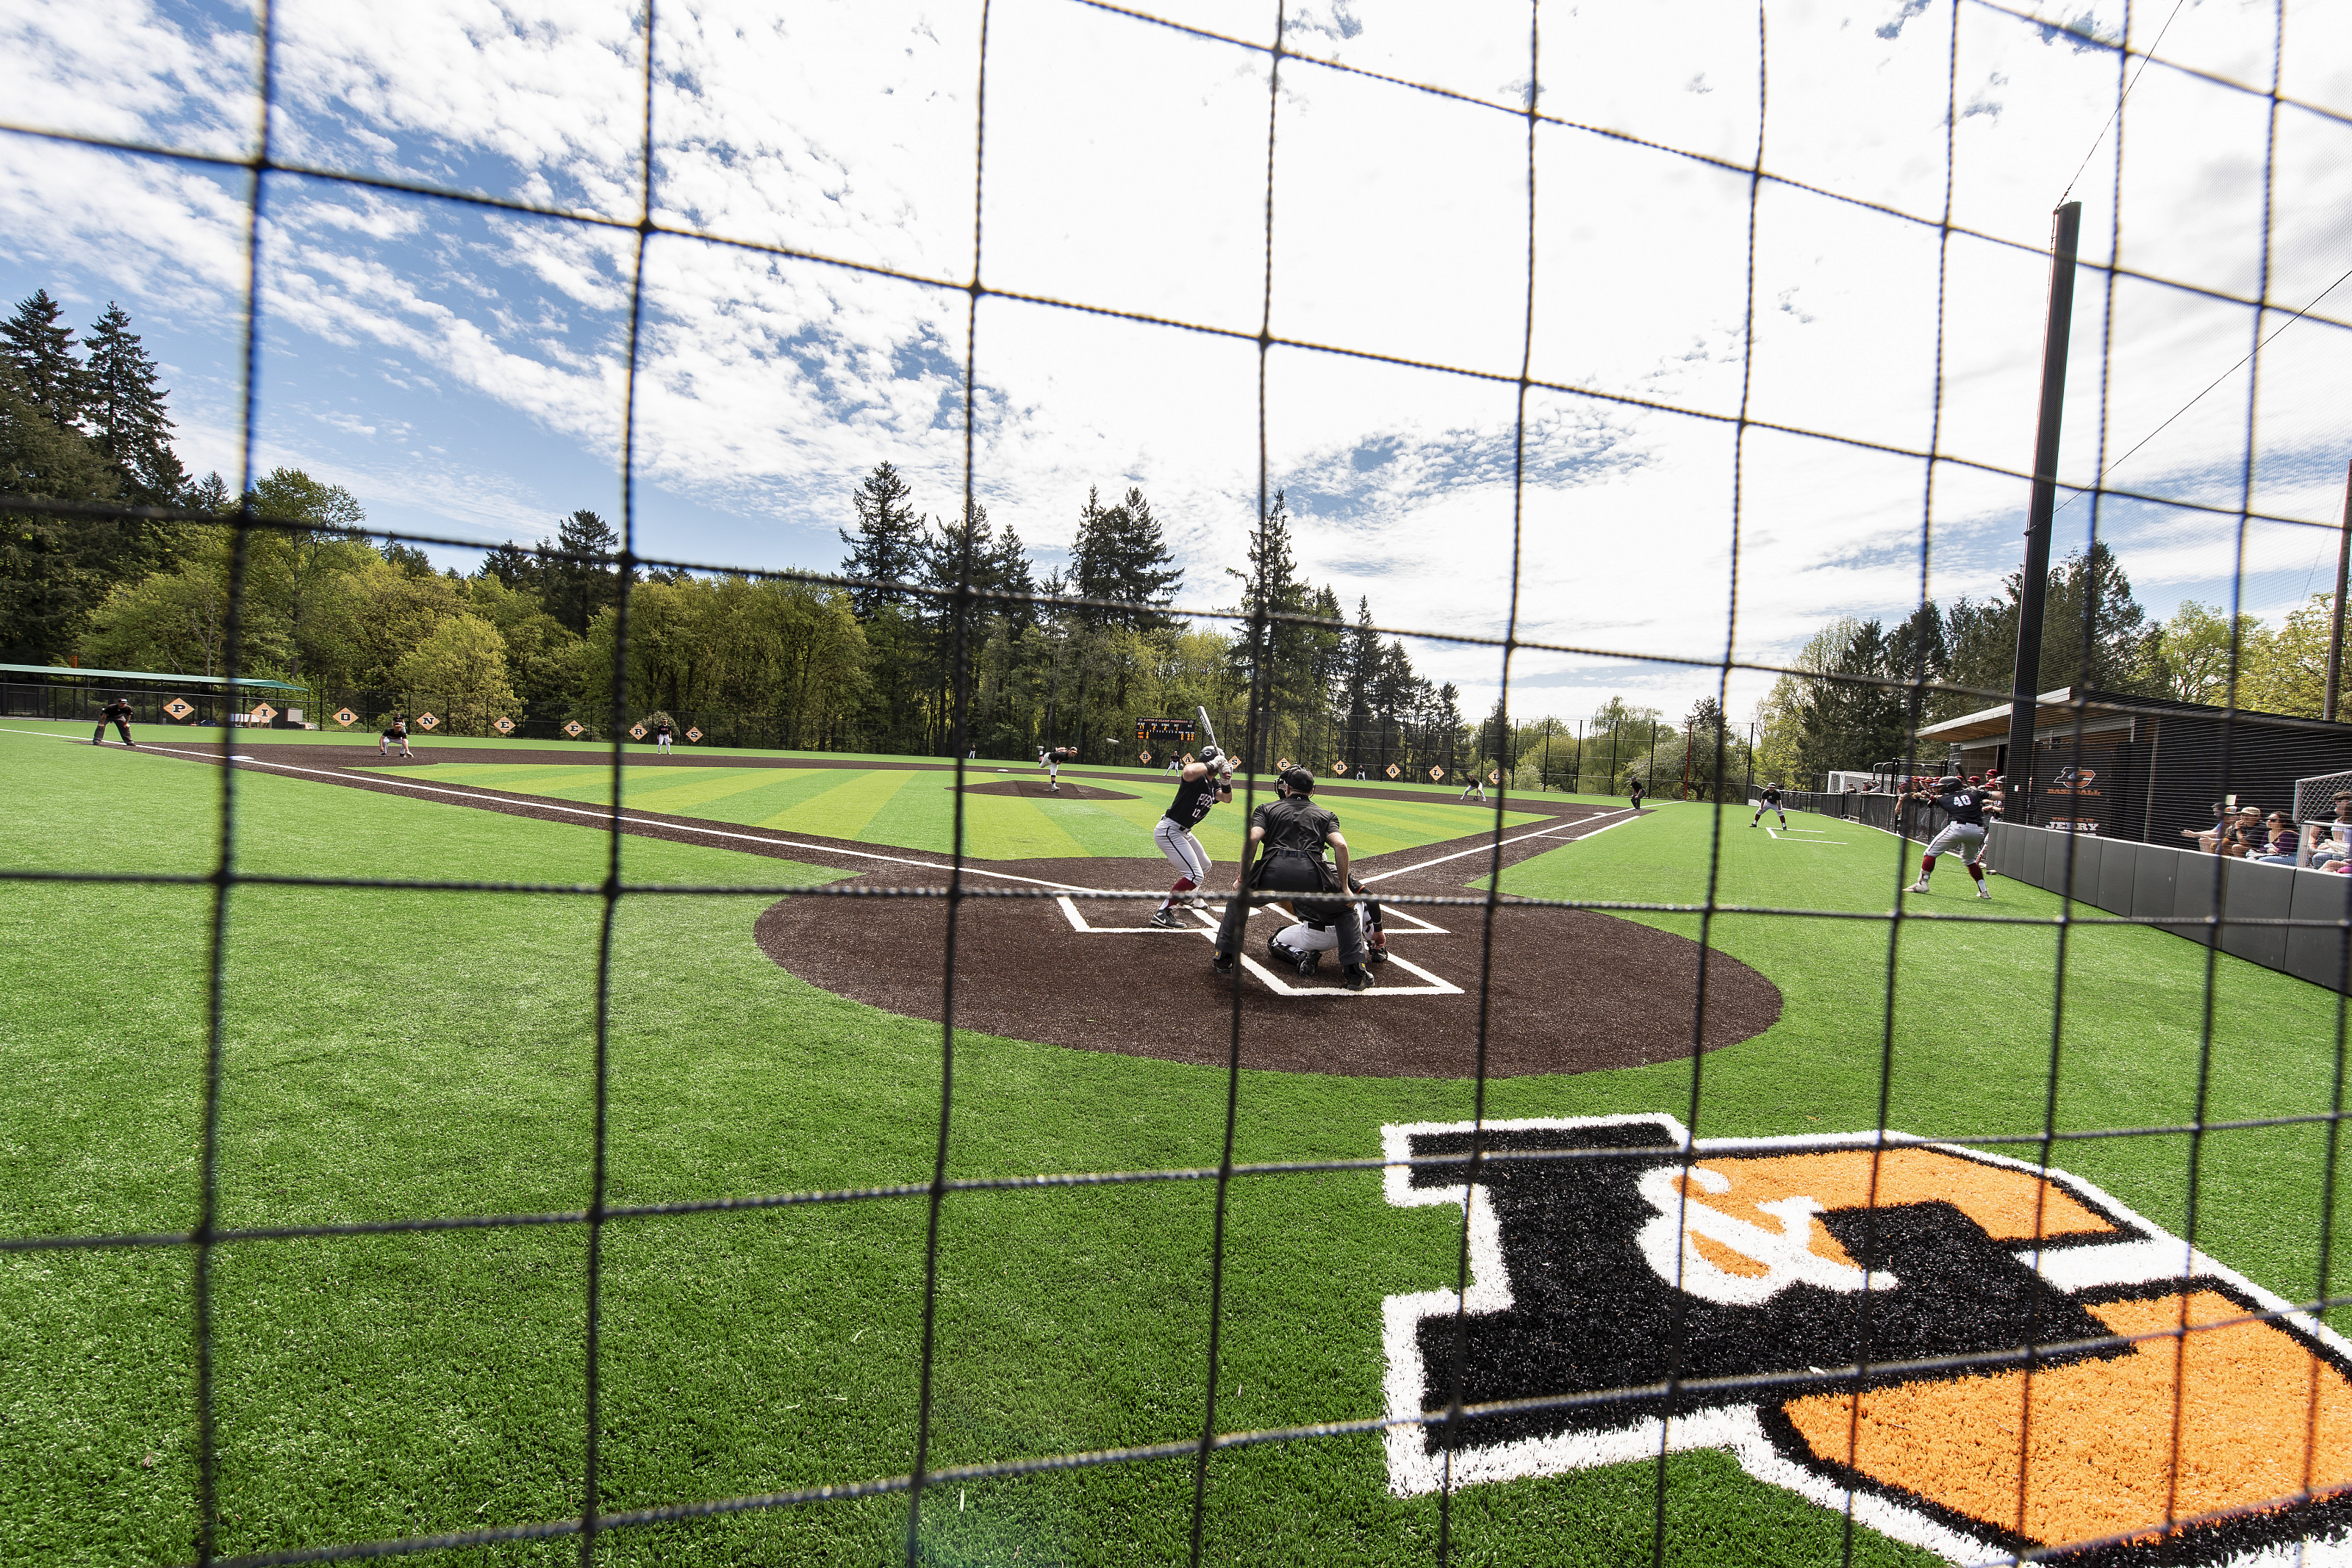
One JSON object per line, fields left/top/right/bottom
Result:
{"left": 1975, "top": 886, "right": 1993, "bottom": 899}
{"left": 1212, "top": 952, "right": 1236, "bottom": 977}
{"left": 1906, "top": 880, "right": 1931, "bottom": 893}
{"left": 1149, "top": 909, "right": 1180, "bottom": 929}
{"left": 1341, "top": 964, "right": 1370, "bottom": 992}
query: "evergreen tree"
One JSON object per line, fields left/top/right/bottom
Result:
{"left": 83, "top": 303, "right": 185, "bottom": 503}
{"left": 539, "top": 508, "right": 622, "bottom": 635}
{"left": 0, "top": 358, "right": 120, "bottom": 661}
{"left": 1, "top": 289, "right": 90, "bottom": 429}
{"left": 839, "top": 461, "right": 925, "bottom": 619}
{"left": 479, "top": 540, "right": 539, "bottom": 592}
{"left": 1072, "top": 485, "right": 1182, "bottom": 631}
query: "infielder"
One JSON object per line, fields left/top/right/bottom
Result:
{"left": 1147, "top": 745, "right": 1233, "bottom": 929}
{"left": 1460, "top": 772, "right": 1487, "bottom": 803}
{"left": 93, "top": 695, "right": 136, "bottom": 747}
{"left": 652, "top": 716, "right": 675, "bottom": 754}
{"left": 1750, "top": 783, "right": 1786, "bottom": 828}
{"left": 1906, "top": 774, "right": 1996, "bottom": 898}
{"left": 1213, "top": 766, "right": 1369, "bottom": 990}
{"left": 380, "top": 716, "right": 412, "bottom": 758}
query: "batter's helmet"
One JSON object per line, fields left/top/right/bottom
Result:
{"left": 1939, "top": 774, "right": 1963, "bottom": 791}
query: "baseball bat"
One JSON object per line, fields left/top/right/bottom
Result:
{"left": 1197, "top": 704, "right": 1219, "bottom": 758}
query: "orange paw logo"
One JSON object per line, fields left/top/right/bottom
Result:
{"left": 1383, "top": 1115, "right": 2352, "bottom": 1564}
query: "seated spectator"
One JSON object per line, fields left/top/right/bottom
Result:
{"left": 2181, "top": 802, "right": 2229, "bottom": 854}
{"left": 2255, "top": 812, "right": 2301, "bottom": 866}
{"left": 2308, "top": 792, "right": 2352, "bottom": 868}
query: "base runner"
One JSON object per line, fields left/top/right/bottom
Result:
{"left": 1905, "top": 774, "right": 1996, "bottom": 898}
{"left": 1148, "top": 745, "right": 1232, "bottom": 929}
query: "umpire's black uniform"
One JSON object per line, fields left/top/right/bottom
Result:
{"left": 1213, "top": 789, "right": 1366, "bottom": 966}
{"left": 94, "top": 697, "right": 136, "bottom": 746}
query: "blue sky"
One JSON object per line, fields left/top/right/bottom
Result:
{"left": 4, "top": 0, "right": 2348, "bottom": 722}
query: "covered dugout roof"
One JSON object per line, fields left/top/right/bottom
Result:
{"left": 0, "top": 663, "right": 305, "bottom": 692}
{"left": 1918, "top": 686, "right": 2352, "bottom": 747}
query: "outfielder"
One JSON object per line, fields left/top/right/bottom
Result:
{"left": 1750, "top": 783, "right": 1785, "bottom": 828}
{"left": 1148, "top": 745, "right": 1233, "bottom": 929}
{"left": 93, "top": 695, "right": 137, "bottom": 747}
{"left": 380, "top": 716, "right": 412, "bottom": 758}
{"left": 652, "top": 716, "right": 675, "bottom": 754}
{"left": 1212, "top": 766, "right": 1369, "bottom": 990}
{"left": 1905, "top": 774, "right": 1996, "bottom": 898}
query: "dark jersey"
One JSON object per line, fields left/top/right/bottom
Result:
{"left": 653, "top": 721, "right": 673, "bottom": 736}
{"left": 1252, "top": 795, "right": 1341, "bottom": 855}
{"left": 1932, "top": 788, "right": 1988, "bottom": 827}
{"left": 101, "top": 700, "right": 132, "bottom": 722}
{"left": 1164, "top": 772, "right": 1224, "bottom": 829}
{"left": 1760, "top": 787, "right": 1782, "bottom": 805}
{"left": 384, "top": 722, "right": 407, "bottom": 739}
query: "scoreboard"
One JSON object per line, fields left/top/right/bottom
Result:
{"left": 1136, "top": 716, "right": 1196, "bottom": 747}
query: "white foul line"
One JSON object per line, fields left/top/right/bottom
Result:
{"left": 2, "top": 728, "right": 1094, "bottom": 891}
{"left": 1358, "top": 808, "right": 1638, "bottom": 884}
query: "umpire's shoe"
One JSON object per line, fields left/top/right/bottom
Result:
{"left": 1212, "top": 952, "right": 1236, "bottom": 977}
{"left": 1341, "top": 964, "right": 1371, "bottom": 992}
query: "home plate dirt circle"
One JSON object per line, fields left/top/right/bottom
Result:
{"left": 756, "top": 818, "right": 1781, "bottom": 1079}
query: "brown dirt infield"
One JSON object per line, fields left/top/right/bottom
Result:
{"left": 96, "top": 736, "right": 1777, "bottom": 1078}
{"left": 753, "top": 814, "right": 1782, "bottom": 1079}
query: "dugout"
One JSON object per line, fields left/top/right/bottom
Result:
{"left": 1915, "top": 686, "right": 2352, "bottom": 841}
{"left": 0, "top": 663, "right": 309, "bottom": 729}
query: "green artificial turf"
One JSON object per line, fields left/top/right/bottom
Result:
{"left": 14, "top": 728, "right": 2337, "bottom": 1564}
{"left": 355, "top": 760, "right": 1550, "bottom": 863}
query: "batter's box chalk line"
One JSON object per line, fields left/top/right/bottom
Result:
{"left": 1053, "top": 896, "right": 1463, "bottom": 997}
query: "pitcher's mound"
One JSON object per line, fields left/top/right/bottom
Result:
{"left": 958, "top": 780, "right": 1139, "bottom": 801}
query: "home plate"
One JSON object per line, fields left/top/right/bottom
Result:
{"left": 1053, "top": 895, "right": 1462, "bottom": 996}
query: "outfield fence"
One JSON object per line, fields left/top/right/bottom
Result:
{"left": 5, "top": 1, "right": 2351, "bottom": 1565}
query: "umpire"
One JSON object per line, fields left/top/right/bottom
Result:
{"left": 1213, "top": 764, "right": 1371, "bottom": 990}
{"left": 93, "top": 694, "right": 137, "bottom": 747}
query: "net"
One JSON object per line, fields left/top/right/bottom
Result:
{"left": 4, "top": 1, "right": 2350, "bottom": 1565}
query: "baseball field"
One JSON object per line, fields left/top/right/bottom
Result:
{"left": 7, "top": 719, "right": 2348, "bottom": 1566}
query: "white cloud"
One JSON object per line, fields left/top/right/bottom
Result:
{"left": 4, "top": 0, "right": 2348, "bottom": 727}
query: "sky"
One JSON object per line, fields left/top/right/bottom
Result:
{"left": 3, "top": 0, "right": 2348, "bottom": 727}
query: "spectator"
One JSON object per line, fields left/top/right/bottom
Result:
{"left": 2255, "top": 811, "right": 2301, "bottom": 866}
{"left": 2181, "top": 802, "right": 2230, "bottom": 855}
{"left": 2306, "top": 793, "right": 2352, "bottom": 868}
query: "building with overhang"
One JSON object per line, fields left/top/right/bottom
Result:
{"left": 1915, "top": 686, "right": 2352, "bottom": 840}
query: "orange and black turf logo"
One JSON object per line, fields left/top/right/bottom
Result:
{"left": 1380, "top": 1115, "right": 2352, "bottom": 1565}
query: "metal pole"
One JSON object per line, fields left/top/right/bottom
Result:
{"left": 2003, "top": 201, "right": 2083, "bottom": 829}
{"left": 1744, "top": 722, "right": 1754, "bottom": 802}
{"left": 2326, "top": 457, "right": 2352, "bottom": 722}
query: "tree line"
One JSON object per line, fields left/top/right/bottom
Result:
{"left": 1754, "top": 541, "right": 2347, "bottom": 785}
